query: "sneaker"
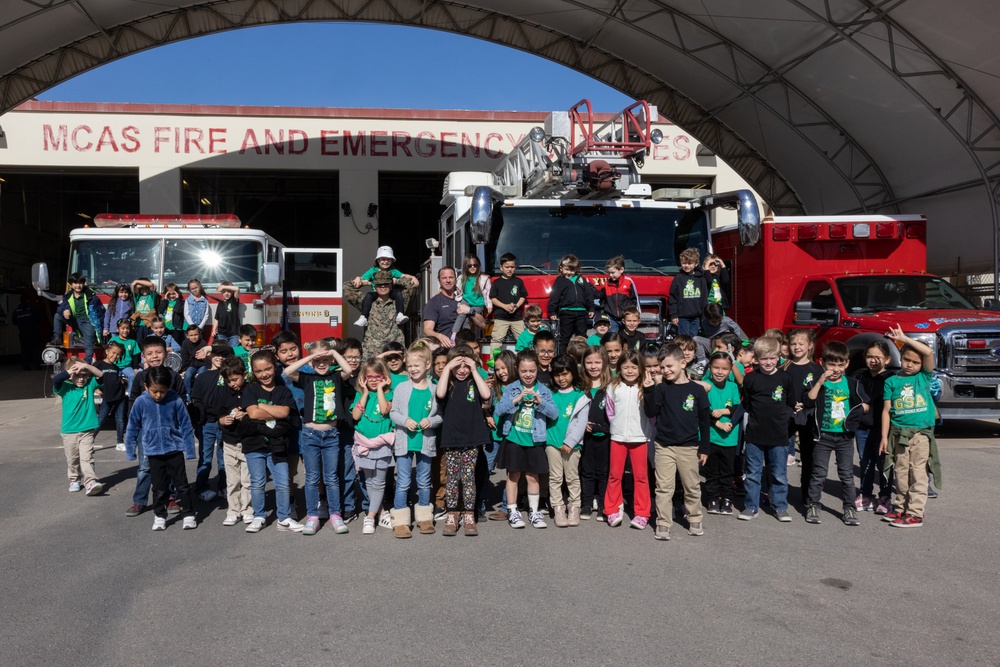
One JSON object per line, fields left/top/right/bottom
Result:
{"left": 507, "top": 508, "right": 526, "bottom": 529}
{"left": 343, "top": 512, "right": 360, "bottom": 524}
{"left": 198, "top": 489, "right": 216, "bottom": 502}
{"left": 688, "top": 521, "right": 704, "bottom": 536}
{"left": 277, "top": 517, "right": 305, "bottom": 533}
{"left": 115, "top": 442, "right": 126, "bottom": 452}
{"left": 125, "top": 503, "right": 146, "bottom": 517}
{"left": 328, "top": 514, "right": 349, "bottom": 534}
{"left": 842, "top": 506, "right": 860, "bottom": 526}
{"left": 152, "top": 516, "right": 166, "bottom": 531}
{"left": 167, "top": 499, "right": 181, "bottom": 515}
{"left": 854, "top": 494, "right": 865, "bottom": 511}
{"left": 182, "top": 516, "right": 197, "bottom": 530}
{"left": 245, "top": 517, "right": 265, "bottom": 533}
{"left": 654, "top": 525, "right": 671, "bottom": 541}
{"left": 395, "top": 312, "right": 409, "bottom": 325}
{"left": 579, "top": 508, "right": 593, "bottom": 521}
{"left": 875, "top": 497, "right": 891, "bottom": 515}
{"left": 787, "top": 454, "right": 797, "bottom": 466}
{"left": 630, "top": 516, "right": 648, "bottom": 530}
{"left": 805, "top": 504, "right": 822, "bottom": 524}
{"left": 860, "top": 495, "right": 875, "bottom": 511}
{"left": 433, "top": 506, "right": 448, "bottom": 521}
{"left": 302, "top": 517, "right": 321, "bottom": 535}
{"left": 353, "top": 315, "right": 368, "bottom": 327}
{"left": 890, "top": 514, "right": 923, "bottom": 528}
{"left": 85, "top": 481, "right": 103, "bottom": 496}
{"left": 379, "top": 511, "right": 393, "bottom": 529}
{"left": 775, "top": 510, "right": 792, "bottom": 523}
{"left": 706, "top": 499, "right": 720, "bottom": 514}
{"left": 243, "top": 514, "right": 254, "bottom": 525}
{"left": 927, "top": 485, "right": 939, "bottom": 499}
{"left": 487, "top": 510, "right": 508, "bottom": 521}
{"left": 882, "top": 509, "right": 904, "bottom": 523}
{"left": 737, "top": 509, "right": 758, "bottom": 521}
{"left": 362, "top": 516, "right": 376, "bottom": 534}
{"left": 222, "top": 514, "right": 240, "bottom": 526}
{"left": 68, "top": 481, "right": 82, "bottom": 493}
{"left": 528, "top": 510, "right": 547, "bottom": 529}
{"left": 596, "top": 512, "right": 607, "bottom": 523}
{"left": 607, "top": 511, "right": 623, "bottom": 527}
{"left": 721, "top": 498, "right": 734, "bottom": 515}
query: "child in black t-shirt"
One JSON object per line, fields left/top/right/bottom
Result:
{"left": 490, "top": 252, "right": 529, "bottom": 347}
{"left": 214, "top": 282, "right": 241, "bottom": 346}
{"left": 784, "top": 329, "right": 823, "bottom": 495}
{"left": 93, "top": 340, "right": 128, "bottom": 451}
{"left": 739, "top": 337, "right": 796, "bottom": 522}
{"left": 216, "top": 356, "right": 252, "bottom": 525}
{"left": 853, "top": 340, "right": 894, "bottom": 513}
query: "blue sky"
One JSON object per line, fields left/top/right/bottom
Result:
{"left": 40, "top": 23, "right": 633, "bottom": 113}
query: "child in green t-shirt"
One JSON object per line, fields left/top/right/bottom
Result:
{"left": 109, "top": 318, "right": 141, "bottom": 392}
{"left": 515, "top": 304, "right": 544, "bottom": 352}
{"left": 879, "top": 326, "right": 936, "bottom": 528}
{"left": 53, "top": 357, "right": 104, "bottom": 495}
{"left": 697, "top": 351, "right": 743, "bottom": 516}
{"left": 544, "top": 356, "right": 590, "bottom": 528}
{"left": 588, "top": 314, "right": 611, "bottom": 347}
{"left": 350, "top": 357, "right": 394, "bottom": 535}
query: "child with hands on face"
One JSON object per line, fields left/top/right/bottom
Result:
{"left": 350, "top": 358, "right": 395, "bottom": 535}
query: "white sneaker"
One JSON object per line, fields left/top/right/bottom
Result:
{"left": 152, "top": 516, "right": 166, "bottom": 531}
{"left": 182, "top": 516, "right": 197, "bottom": 530}
{"left": 115, "top": 442, "right": 126, "bottom": 452}
{"left": 528, "top": 511, "right": 548, "bottom": 529}
{"left": 362, "top": 516, "right": 376, "bottom": 534}
{"left": 277, "top": 517, "right": 304, "bottom": 532}
{"left": 245, "top": 517, "right": 265, "bottom": 533}
{"left": 198, "top": 489, "right": 217, "bottom": 502}
{"left": 68, "top": 481, "right": 82, "bottom": 493}
{"left": 395, "top": 312, "right": 409, "bottom": 325}
{"left": 222, "top": 514, "right": 240, "bottom": 526}
{"left": 85, "top": 481, "right": 103, "bottom": 496}
{"left": 379, "top": 511, "right": 393, "bottom": 529}
{"left": 507, "top": 508, "right": 526, "bottom": 529}
{"left": 354, "top": 315, "right": 368, "bottom": 327}
{"left": 242, "top": 514, "right": 254, "bottom": 525}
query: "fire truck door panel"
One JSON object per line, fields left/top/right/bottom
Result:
{"left": 281, "top": 248, "right": 344, "bottom": 337}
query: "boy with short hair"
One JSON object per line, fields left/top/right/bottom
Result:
{"left": 532, "top": 330, "right": 558, "bottom": 388}
{"left": 181, "top": 324, "right": 209, "bottom": 398}
{"left": 879, "top": 326, "right": 938, "bottom": 528}
{"left": 53, "top": 357, "right": 105, "bottom": 495}
{"left": 51, "top": 272, "right": 105, "bottom": 363}
{"left": 515, "top": 304, "right": 545, "bottom": 351}
{"left": 149, "top": 316, "right": 181, "bottom": 352}
{"left": 645, "top": 344, "right": 711, "bottom": 540}
{"left": 596, "top": 255, "right": 639, "bottom": 333}
{"left": 548, "top": 253, "right": 596, "bottom": 354}
{"left": 668, "top": 248, "right": 708, "bottom": 337}
{"left": 214, "top": 282, "right": 241, "bottom": 347}
{"left": 217, "top": 355, "right": 253, "bottom": 525}
{"left": 739, "top": 336, "right": 796, "bottom": 522}
{"left": 337, "top": 337, "right": 364, "bottom": 521}
{"left": 190, "top": 341, "right": 236, "bottom": 501}
{"left": 490, "top": 252, "right": 528, "bottom": 347}
{"left": 109, "top": 318, "right": 141, "bottom": 393}
{"left": 618, "top": 307, "right": 645, "bottom": 352}
{"left": 588, "top": 314, "right": 611, "bottom": 346}
{"left": 801, "top": 341, "right": 869, "bottom": 526}
{"left": 673, "top": 334, "right": 706, "bottom": 380}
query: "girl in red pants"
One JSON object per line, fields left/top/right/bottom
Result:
{"left": 604, "top": 349, "right": 653, "bottom": 529}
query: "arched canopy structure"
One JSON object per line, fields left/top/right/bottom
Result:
{"left": 2, "top": 1, "right": 999, "bottom": 277}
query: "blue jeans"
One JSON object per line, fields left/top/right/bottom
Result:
{"left": 184, "top": 366, "right": 208, "bottom": 398}
{"left": 339, "top": 424, "right": 358, "bottom": 515}
{"left": 744, "top": 441, "right": 788, "bottom": 512}
{"left": 677, "top": 317, "right": 700, "bottom": 337}
{"left": 245, "top": 449, "right": 292, "bottom": 521}
{"left": 121, "top": 367, "right": 137, "bottom": 395}
{"left": 394, "top": 451, "right": 433, "bottom": 509}
{"left": 608, "top": 317, "right": 622, "bottom": 334}
{"left": 53, "top": 311, "right": 96, "bottom": 362}
{"left": 195, "top": 420, "right": 225, "bottom": 492}
{"left": 300, "top": 427, "right": 343, "bottom": 517}
{"left": 94, "top": 398, "right": 125, "bottom": 442}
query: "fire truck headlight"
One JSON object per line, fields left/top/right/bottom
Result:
{"left": 650, "top": 129, "right": 663, "bottom": 144}
{"left": 529, "top": 126, "right": 546, "bottom": 143}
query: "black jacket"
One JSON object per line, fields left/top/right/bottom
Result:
{"left": 668, "top": 269, "right": 709, "bottom": 320}
{"left": 548, "top": 276, "right": 596, "bottom": 314}
{"left": 801, "top": 376, "right": 870, "bottom": 436}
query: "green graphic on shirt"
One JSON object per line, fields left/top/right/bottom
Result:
{"left": 513, "top": 405, "right": 533, "bottom": 433}
{"left": 510, "top": 286, "right": 518, "bottom": 296}
{"left": 772, "top": 385, "right": 784, "bottom": 401}
{"left": 466, "top": 383, "right": 476, "bottom": 402}
{"left": 312, "top": 378, "right": 336, "bottom": 422}
{"left": 682, "top": 279, "right": 701, "bottom": 298}
{"left": 804, "top": 373, "right": 814, "bottom": 387}
{"left": 894, "top": 383, "right": 927, "bottom": 412}
{"left": 563, "top": 403, "right": 574, "bottom": 418}
{"left": 683, "top": 394, "right": 695, "bottom": 411}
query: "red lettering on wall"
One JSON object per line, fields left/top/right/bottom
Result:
{"left": 184, "top": 127, "right": 205, "bottom": 154}
{"left": 121, "top": 126, "right": 140, "bottom": 153}
{"left": 370, "top": 130, "right": 388, "bottom": 157}
{"left": 460, "top": 132, "right": 481, "bottom": 158}
{"left": 415, "top": 131, "right": 437, "bottom": 157}
{"left": 344, "top": 131, "right": 366, "bottom": 156}
{"left": 506, "top": 133, "right": 526, "bottom": 149}
{"left": 484, "top": 132, "right": 503, "bottom": 159}
{"left": 240, "top": 129, "right": 262, "bottom": 155}
{"left": 208, "top": 128, "right": 226, "bottom": 154}
{"left": 673, "top": 135, "right": 691, "bottom": 161}
{"left": 72, "top": 125, "right": 93, "bottom": 151}
{"left": 263, "top": 129, "right": 284, "bottom": 155}
{"left": 154, "top": 127, "right": 171, "bottom": 153}
{"left": 391, "top": 131, "right": 412, "bottom": 157}
{"left": 321, "top": 130, "right": 340, "bottom": 155}
{"left": 440, "top": 131, "right": 458, "bottom": 158}
{"left": 288, "top": 129, "right": 307, "bottom": 155}
{"left": 43, "top": 124, "right": 68, "bottom": 151}
{"left": 96, "top": 126, "right": 119, "bottom": 152}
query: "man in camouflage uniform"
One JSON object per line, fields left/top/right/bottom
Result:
{"left": 345, "top": 269, "right": 415, "bottom": 360}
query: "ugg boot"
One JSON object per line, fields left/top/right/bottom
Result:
{"left": 567, "top": 505, "right": 581, "bottom": 527}
{"left": 442, "top": 511, "right": 459, "bottom": 536}
{"left": 553, "top": 504, "right": 569, "bottom": 528}
{"left": 462, "top": 511, "right": 478, "bottom": 536}
{"left": 415, "top": 504, "right": 435, "bottom": 534}
{"left": 391, "top": 507, "right": 412, "bottom": 539}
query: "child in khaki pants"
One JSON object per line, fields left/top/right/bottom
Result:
{"left": 545, "top": 356, "right": 590, "bottom": 527}
{"left": 53, "top": 358, "right": 105, "bottom": 496}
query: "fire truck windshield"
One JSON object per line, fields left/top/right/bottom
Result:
{"left": 485, "top": 205, "right": 708, "bottom": 274}
{"left": 69, "top": 238, "right": 263, "bottom": 294}
{"left": 837, "top": 276, "right": 975, "bottom": 313}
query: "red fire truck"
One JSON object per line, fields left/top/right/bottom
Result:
{"left": 712, "top": 214, "right": 1000, "bottom": 419}
{"left": 32, "top": 213, "right": 344, "bottom": 363}
{"left": 429, "top": 99, "right": 759, "bottom": 344}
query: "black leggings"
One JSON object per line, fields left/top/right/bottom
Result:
{"left": 579, "top": 435, "right": 610, "bottom": 511}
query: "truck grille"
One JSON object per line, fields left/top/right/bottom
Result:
{"left": 950, "top": 331, "right": 1000, "bottom": 375}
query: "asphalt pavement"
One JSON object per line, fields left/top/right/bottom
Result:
{"left": 2, "top": 367, "right": 999, "bottom": 666}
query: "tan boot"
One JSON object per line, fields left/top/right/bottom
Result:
{"left": 553, "top": 504, "right": 569, "bottom": 528}
{"left": 415, "top": 504, "right": 435, "bottom": 534}
{"left": 567, "top": 505, "right": 581, "bottom": 527}
{"left": 442, "top": 511, "right": 459, "bottom": 536}
{"left": 463, "top": 511, "right": 479, "bottom": 536}
{"left": 391, "top": 507, "right": 412, "bottom": 539}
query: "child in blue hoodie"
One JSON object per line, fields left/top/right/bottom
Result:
{"left": 126, "top": 366, "right": 197, "bottom": 531}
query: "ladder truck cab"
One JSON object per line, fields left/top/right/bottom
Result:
{"left": 712, "top": 214, "right": 1000, "bottom": 419}
{"left": 431, "top": 99, "right": 760, "bottom": 346}
{"left": 32, "top": 213, "right": 344, "bottom": 366}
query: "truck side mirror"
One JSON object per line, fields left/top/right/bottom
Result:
{"left": 261, "top": 262, "right": 280, "bottom": 288}
{"left": 735, "top": 190, "right": 761, "bottom": 247}
{"left": 793, "top": 300, "right": 840, "bottom": 326}
{"left": 470, "top": 186, "right": 493, "bottom": 244}
{"left": 31, "top": 262, "right": 50, "bottom": 293}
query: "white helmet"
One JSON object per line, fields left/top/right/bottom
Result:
{"left": 375, "top": 245, "right": 395, "bottom": 261}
